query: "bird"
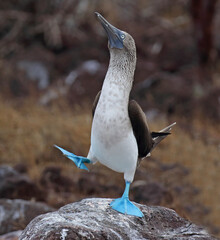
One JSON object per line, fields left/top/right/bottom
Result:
{"left": 55, "top": 12, "right": 176, "bottom": 217}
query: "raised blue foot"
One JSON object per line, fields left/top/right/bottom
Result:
{"left": 54, "top": 145, "right": 91, "bottom": 171}
{"left": 110, "top": 181, "right": 144, "bottom": 217}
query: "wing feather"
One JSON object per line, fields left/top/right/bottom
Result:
{"left": 128, "top": 100, "right": 153, "bottom": 158}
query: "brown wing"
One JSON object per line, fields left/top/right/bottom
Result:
{"left": 128, "top": 100, "right": 154, "bottom": 158}
{"left": 92, "top": 91, "right": 101, "bottom": 117}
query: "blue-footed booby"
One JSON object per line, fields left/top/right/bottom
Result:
{"left": 55, "top": 12, "right": 176, "bottom": 217}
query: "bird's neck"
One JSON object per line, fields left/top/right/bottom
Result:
{"left": 102, "top": 52, "right": 136, "bottom": 101}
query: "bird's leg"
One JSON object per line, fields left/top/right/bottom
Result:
{"left": 110, "top": 180, "right": 144, "bottom": 217}
{"left": 54, "top": 145, "right": 91, "bottom": 171}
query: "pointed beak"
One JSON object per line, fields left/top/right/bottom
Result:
{"left": 95, "top": 12, "right": 124, "bottom": 49}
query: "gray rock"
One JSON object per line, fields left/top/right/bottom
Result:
{"left": 20, "top": 198, "right": 216, "bottom": 240}
{"left": 0, "top": 165, "right": 44, "bottom": 201}
{"left": 17, "top": 60, "right": 49, "bottom": 90}
{"left": 0, "top": 199, "right": 55, "bottom": 235}
{"left": 0, "top": 230, "right": 22, "bottom": 240}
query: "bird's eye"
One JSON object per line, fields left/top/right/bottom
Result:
{"left": 121, "top": 34, "right": 125, "bottom": 39}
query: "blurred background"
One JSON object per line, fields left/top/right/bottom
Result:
{"left": 0, "top": 0, "right": 219, "bottom": 237}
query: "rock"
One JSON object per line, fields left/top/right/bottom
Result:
{"left": 0, "top": 199, "right": 55, "bottom": 235}
{"left": 132, "top": 181, "right": 173, "bottom": 205}
{"left": 40, "top": 166, "right": 75, "bottom": 193}
{"left": 20, "top": 198, "right": 216, "bottom": 240}
{"left": 0, "top": 231, "right": 22, "bottom": 240}
{"left": 17, "top": 60, "right": 50, "bottom": 90}
{"left": 0, "top": 165, "right": 44, "bottom": 201}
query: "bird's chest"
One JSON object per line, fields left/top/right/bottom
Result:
{"left": 90, "top": 79, "right": 135, "bottom": 161}
{"left": 91, "top": 100, "right": 138, "bottom": 170}
{"left": 92, "top": 101, "right": 130, "bottom": 148}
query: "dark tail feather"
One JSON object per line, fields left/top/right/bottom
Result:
{"left": 150, "top": 122, "right": 176, "bottom": 153}
{"left": 151, "top": 132, "right": 171, "bottom": 138}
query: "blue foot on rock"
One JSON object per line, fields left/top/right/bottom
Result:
{"left": 110, "top": 181, "right": 144, "bottom": 217}
{"left": 54, "top": 145, "right": 91, "bottom": 171}
{"left": 110, "top": 197, "right": 144, "bottom": 217}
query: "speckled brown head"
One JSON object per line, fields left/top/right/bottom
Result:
{"left": 95, "top": 12, "right": 136, "bottom": 75}
{"left": 95, "top": 12, "right": 136, "bottom": 59}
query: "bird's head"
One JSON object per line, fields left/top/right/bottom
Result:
{"left": 95, "top": 12, "right": 136, "bottom": 65}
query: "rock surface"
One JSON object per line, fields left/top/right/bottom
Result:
{"left": 0, "top": 231, "right": 22, "bottom": 240}
{"left": 0, "top": 199, "right": 55, "bottom": 235}
{"left": 0, "top": 165, "right": 44, "bottom": 201}
{"left": 20, "top": 198, "right": 216, "bottom": 240}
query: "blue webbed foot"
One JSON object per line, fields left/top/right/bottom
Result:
{"left": 54, "top": 145, "right": 91, "bottom": 171}
{"left": 110, "top": 197, "right": 143, "bottom": 217}
{"left": 110, "top": 181, "right": 144, "bottom": 217}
